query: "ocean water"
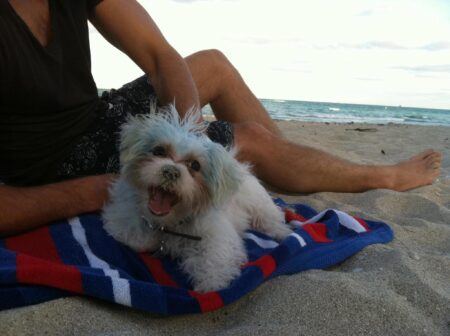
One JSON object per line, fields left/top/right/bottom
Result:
{"left": 205, "top": 99, "right": 450, "bottom": 126}
{"left": 98, "top": 89, "right": 449, "bottom": 126}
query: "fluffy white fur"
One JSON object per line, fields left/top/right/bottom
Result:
{"left": 103, "top": 105, "right": 291, "bottom": 292}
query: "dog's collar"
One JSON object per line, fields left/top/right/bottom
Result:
{"left": 141, "top": 216, "right": 202, "bottom": 241}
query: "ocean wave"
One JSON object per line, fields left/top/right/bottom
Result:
{"left": 238, "top": 99, "right": 450, "bottom": 126}
{"left": 405, "top": 115, "right": 429, "bottom": 120}
{"left": 295, "top": 113, "right": 404, "bottom": 122}
{"left": 270, "top": 111, "right": 408, "bottom": 124}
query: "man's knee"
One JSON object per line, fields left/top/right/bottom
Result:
{"left": 197, "top": 49, "right": 235, "bottom": 78}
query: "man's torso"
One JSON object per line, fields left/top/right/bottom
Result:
{"left": 0, "top": 0, "right": 103, "bottom": 186}
{"left": 9, "top": 0, "right": 52, "bottom": 47}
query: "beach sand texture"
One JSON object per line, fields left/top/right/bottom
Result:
{"left": 1, "top": 122, "right": 449, "bottom": 336}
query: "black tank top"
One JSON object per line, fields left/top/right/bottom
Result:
{"left": 0, "top": 0, "right": 103, "bottom": 186}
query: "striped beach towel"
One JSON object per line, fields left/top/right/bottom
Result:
{"left": 0, "top": 198, "right": 393, "bottom": 315}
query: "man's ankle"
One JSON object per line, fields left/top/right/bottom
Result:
{"left": 362, "top": 165, "right": 396, "bottom": 191}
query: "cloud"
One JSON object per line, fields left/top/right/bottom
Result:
{"left": 271, "top": 65, "right": 310, "bottom": 73}
{"left": 352, "top": 41, "right": 408, "bottom": 50}
{"left": 392, "top": 64, "right": 450, "bottom": 73}
{"left": 313, "top": 41, "right": 408, "bottom": 50}
{"left": 169, "top": 0, "right": 234, "bottom": 2}
{"left": 413, "top": 74, "right": 438, "bottom": 79}
{"left": 356, "top": 9, "right": 374, "bottom": 16}
{"left": 313, "top": 40, "right": 450, "bottom": 52}
{"left": 355, "top": 77, "right": 382, "bottom": 81}
{"left": 269, "top": 58, "right": 309, "bottom": 73}
{"left": 419, "top": 41, "right": 450, "bottom": 51}
{"left": 224, "top": 37, "right": 272, "bottom": 45}
{"left": 355, "top": 4, "right": 391, "bottom": 17}
{"left": 224, "top": 36, "right": 304, "bottom": 46}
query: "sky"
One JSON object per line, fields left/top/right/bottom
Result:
{"left": 89, "top": 0, "right": 450, "bottom": 109}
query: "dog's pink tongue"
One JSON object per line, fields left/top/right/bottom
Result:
{"left": 148, "top": 189, "right": 175, "bottom": 216}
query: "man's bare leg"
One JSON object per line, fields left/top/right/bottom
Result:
{"left": 185, "top": 50, "right": 442, "bottom": 193}
{"left": 234, "top": 124, "right": 441, "bottom": 192}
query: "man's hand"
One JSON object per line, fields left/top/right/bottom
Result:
{"left": 0, "top": 174, "right": 115, "bottom": 237}
{"left": 89, "top": 0, "right": 202, "bottom": 119}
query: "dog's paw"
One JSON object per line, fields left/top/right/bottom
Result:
{"left": 252, "top": 206, "right": 292, "bottom": 241}
{"left": 192, "top": 281, "right": 227, "bottom": 293}
{"left": 182, "top": 240, "right": 247, "bottom": 293}
{"left": 191, "top": 268, "right": 241, "bottom": 293}
{"left": 268, "top": 223, "right": 292, "bottom": 241}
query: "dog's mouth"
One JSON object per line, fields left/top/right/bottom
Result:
{"left": 148, "top": 186, "right": 180, "bottom": 217}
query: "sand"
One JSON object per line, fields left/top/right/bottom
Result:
{"left": 1, "top": 122, "right": 449, "bottom": 336}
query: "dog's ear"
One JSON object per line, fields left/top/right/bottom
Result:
{"left": 119, "top": 113, "right": 172, "bottom": 167}
{"left": 119, "top": 116, "right": 147, "bottom": 167}
{"left": 204, "top": 142, "right": 243, "bottom": 205}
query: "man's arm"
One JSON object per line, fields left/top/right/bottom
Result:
{"left": 0, "top": 175, "right": 114, "bottom": 237}
{"left": 89, "top": 0, "right": 201, "bottom": 118}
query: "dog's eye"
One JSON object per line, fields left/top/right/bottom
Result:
{"left": 152, "top": 146, "right": 166, "bottom": 157}
{"left": 190, "top": 160, "right": 201, "bottom": 172}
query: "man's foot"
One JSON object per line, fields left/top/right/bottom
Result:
{"left": 388, "top": 149, "right": 442, "bottom": 191}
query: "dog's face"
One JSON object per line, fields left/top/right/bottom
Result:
{"left": 119, "top": 106, "right": 242, "bottom": 227}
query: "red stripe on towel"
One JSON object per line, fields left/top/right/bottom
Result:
{"left": 139, "top": 253, "right": 179, "bottom": 287}
{"left": 189, "top": 290, "right": 224, "bottom": 312}
{"left": 302, "top": 223, "right": 332, "bottom": 243}
{"left": 285, "top": 209, "right": 306, "bottom": 223}
{"left": 16, "top": 254, "right": 83, "bottom": 293}
{"left": 7, "top": 227, "right": 84, "bottom": 293}
{"left": 245, "top": 255, "right": 277, "bottom": 278}
{"left": 5, "top": 227, "right": 61, "bottom": 262}
{"left": 354, "top": 217, "right": 371, "bottom": 231}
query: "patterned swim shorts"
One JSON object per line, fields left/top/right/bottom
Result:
{"left": 54, "top": 76, "right": 234, "bottom": 181}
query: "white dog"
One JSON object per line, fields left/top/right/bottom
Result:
{"left": 103, "top": 105, "right": 291, "bottom": 292}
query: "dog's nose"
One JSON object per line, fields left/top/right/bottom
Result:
{"left": 161, "top": 165, "right": 180, "bottom": 181}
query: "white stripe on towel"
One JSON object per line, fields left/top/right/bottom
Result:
{"left": 244, "top": 232, "right": 279, "bottom": 249}
{"left": 288, "top": 209, "right": 367, "bottom": 233}
{"left": 290, "top": 232, "right": 307, "bottom": 247}
{"left": 69, "top": 217, "right": 132, "bottom": 306}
